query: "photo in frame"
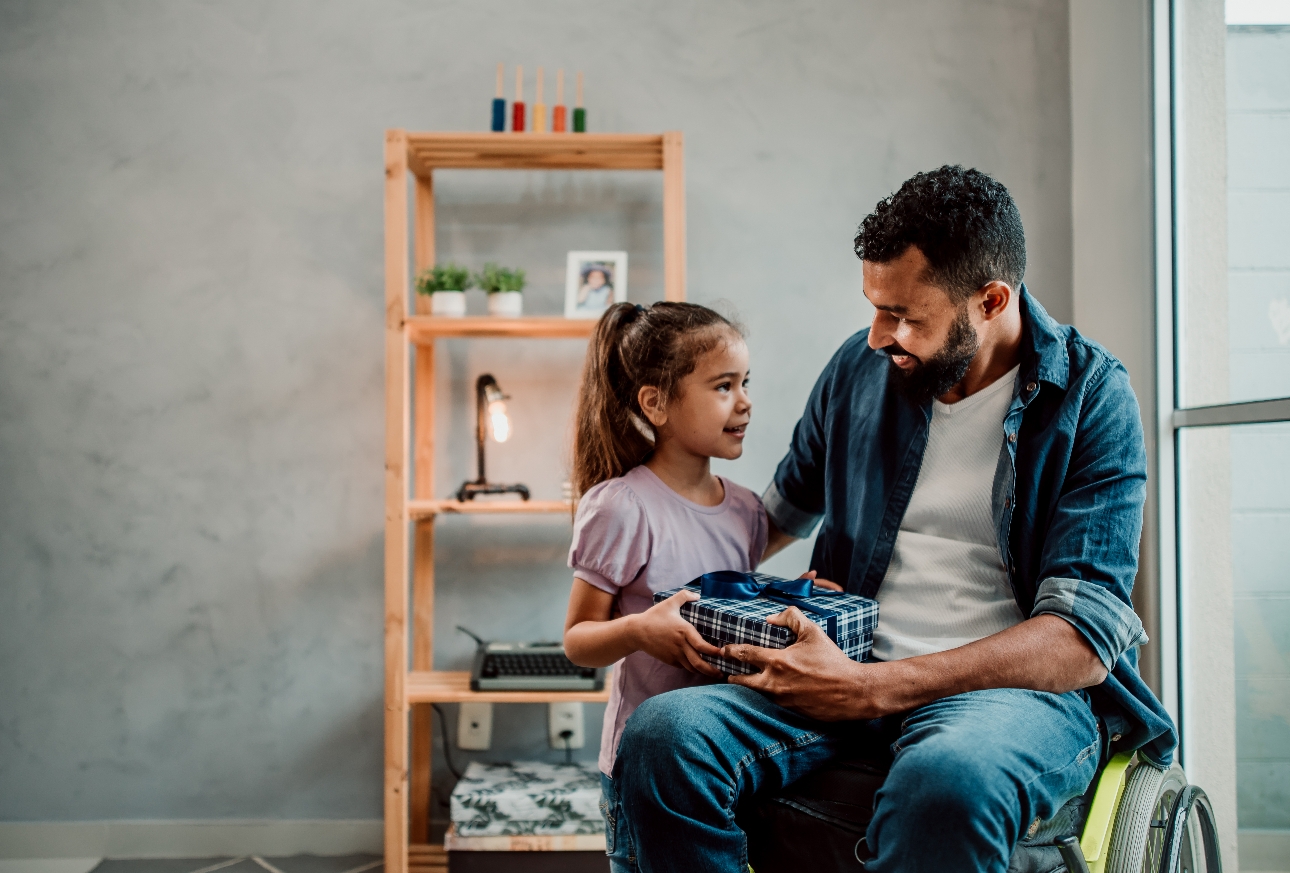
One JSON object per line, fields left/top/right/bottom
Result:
{"left": 565, "top": 251, "right": 627, "bottom": 318}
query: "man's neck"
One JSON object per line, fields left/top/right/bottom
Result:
{"left": 938, "top": 304, "right": 1024, "bottom": 404}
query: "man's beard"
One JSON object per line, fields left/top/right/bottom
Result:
{"left": 885, "top": 306, "right": 980, "bottom": 405}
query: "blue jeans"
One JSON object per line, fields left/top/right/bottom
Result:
{"left": 612, "top": 684, "right": 1100, "bottom": 873}
{"left": 601, "top": 772, "right": 636, "bottom": 873}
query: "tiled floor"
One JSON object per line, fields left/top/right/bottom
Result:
{"left": 88, "top": 858, "right": 382, "bottom": 873}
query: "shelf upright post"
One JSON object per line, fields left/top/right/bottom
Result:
{"left": 662, "top": 131, "right": 686, "bottom": 301}
{"left": 383, "top": 129, "right": 412, "bottom": 873}
{"left": 409, "top": 164, "right": 438, "bottom": 845}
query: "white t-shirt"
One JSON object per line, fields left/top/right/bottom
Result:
{"left": 871, "top": 366, "right": 1025, "bottom": 662}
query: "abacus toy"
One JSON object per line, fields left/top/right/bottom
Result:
{"left": 491, "top": 63, "right": 505, "bottom": 132}
{"left": 552, "top": 69, "right": 567, "bottom": 132}
{"left": 533, "top": 67, "right": 547, "bottom": 132}
{"left": 573, "top": 70, "right": 586, "bottom": 132}
{"left": 491, "top": 66, "right": 586, "bottom": 133}
{"left": 511, "top": 65, "right": 525, "bottom": 132}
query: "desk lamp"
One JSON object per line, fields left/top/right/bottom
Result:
{"left": 456, "top": 374, "right": 530, "bottom": 502}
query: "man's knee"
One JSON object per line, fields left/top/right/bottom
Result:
{"left": 882, "top": 730, "right": 1023, "bottom": 832}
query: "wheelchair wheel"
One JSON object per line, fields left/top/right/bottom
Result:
{"left": 1105, "top": 762, "right": 1184, "bottom": 873}
{"left": 1103, "top": 761, "right": 1222, "bottom": 873}
{"left": 1155, "top": 784, "right": 1222, "bottom": 873}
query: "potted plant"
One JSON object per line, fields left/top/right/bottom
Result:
{"left": 476, "top": 263, "right": 526, "bottom": 317}
{"left": 417, "top": 263, "right": 472, "bottom": 317}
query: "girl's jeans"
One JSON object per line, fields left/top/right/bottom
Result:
{"left": 608, "top": 683, "right": 1100, "bottom": 873}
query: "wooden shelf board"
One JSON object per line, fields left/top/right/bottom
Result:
{"left": 407, "top": 671, "right": 611, "bottom": 704}
{"left": 408, "top": 499, "right": 571, "bottom": 519}
{"left": 406, "top": 316, "right": 595, "bottom": 342}
{"left": 406, "top": 132, "right": 665, "bottom": 171}
{"left": 407, "top": 844, "right": 446, "bottom": 873}
{"left": 443, "top": 826, "right": 607, "bottom": 853}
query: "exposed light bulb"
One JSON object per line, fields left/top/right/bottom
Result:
{"left": 488, "top": 400, "right": 511, "bottom": 443}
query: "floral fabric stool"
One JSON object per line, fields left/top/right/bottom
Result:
{"left": 450, "top": 760, "right": 605, "bottom": 837}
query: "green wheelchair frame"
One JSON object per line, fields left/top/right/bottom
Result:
{"left": 1056, "top": 752, "right": 1222, "bottom": 873}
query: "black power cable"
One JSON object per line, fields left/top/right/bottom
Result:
{"left": 431, "top": 703, "right": 463, "bottom": 781}
{"left": 560, "top": 729, "right": 574, "bottom": 765}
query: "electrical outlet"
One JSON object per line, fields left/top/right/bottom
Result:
{"left": 548, "top": 702, "right": 585, "bottom": 750}
{"left": 457, "top": 702, "right": 493, "bottom": 751}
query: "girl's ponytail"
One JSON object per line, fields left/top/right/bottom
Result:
{"left": 572, "top": 303, "right": 653, "bottom": 499}
{"left": 571, "top": 301, "right": 740, "bottom": 499}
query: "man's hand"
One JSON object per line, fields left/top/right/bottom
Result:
{"left": 725, "top": 607, "right": 882, "bottom": 720}
{"left": 726, "top": 610, "right": 1108, "bottom": 722}
{"left": 630, "top": 589, "right": 723, "bottom": 677}
{"left": 797, "top": 569, "right": 843, "bottom": 592}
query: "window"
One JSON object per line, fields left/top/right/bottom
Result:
{"left": 1160, "top": 0, "right": 1290, "bottom": 854}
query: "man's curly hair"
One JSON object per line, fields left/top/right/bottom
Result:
{"left": 854, "top": 166, "right": 1026, "bottom": 303}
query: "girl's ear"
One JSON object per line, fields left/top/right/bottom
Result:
{"left": 637, "top": 385, "right": 668, "bottom": 429}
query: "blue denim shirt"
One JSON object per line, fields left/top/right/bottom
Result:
{"left": 764, "top": 289, "right": 1177, "bottom": 766}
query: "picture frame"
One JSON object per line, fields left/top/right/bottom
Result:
{"left": 565, "top": 251, "right": 628, "bottom": 319}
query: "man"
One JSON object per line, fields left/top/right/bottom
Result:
{"left": 609, "top": 167, "right": 1176, "bottom": 872}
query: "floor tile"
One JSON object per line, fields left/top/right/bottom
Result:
{"left": 258, "top": 856, "right": 380, "bottom": 873}
{"left": 0, "top": 861, "right": 101, "bottom": 873}
{"left": 91, "top": 863, "right": 232, "bottom": 873}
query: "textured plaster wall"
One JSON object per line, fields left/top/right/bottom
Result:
{"left": 0, "top": 0, "right": 1072, "bottom": 823}
{"left": 1068, "top": 0, "right": 1161, "bottom": 695}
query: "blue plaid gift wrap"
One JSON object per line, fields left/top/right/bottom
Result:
{"left": 652, "top": 571, "right": 879, "bottom": 675}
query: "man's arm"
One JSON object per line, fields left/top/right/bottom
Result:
{"left": 726, "top": 607, "right": 1106, "bottom": 722}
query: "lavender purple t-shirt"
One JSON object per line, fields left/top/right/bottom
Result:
{"left": 568, "top": 464, "right": 768, "bottom": 775}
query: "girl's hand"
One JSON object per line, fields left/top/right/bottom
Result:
{"left": 630, "top": 590, "right": 724, "bottom": 677}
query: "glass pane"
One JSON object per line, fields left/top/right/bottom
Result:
{"left": 1179, "top": 421, "right": 1290, "bottom": 832}
{"left": 1178, "top": 23, "right": 1290, "bottom": 406}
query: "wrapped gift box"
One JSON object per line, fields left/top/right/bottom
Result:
{"left": 653, "top": 571, "right": 879, "bottom": 675}
{"left": 450, "top": 761, "right": 604, "bottom": 837}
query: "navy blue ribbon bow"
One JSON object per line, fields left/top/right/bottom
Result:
{"left": 695, "top": 571, "right": 842, "bottom": 641}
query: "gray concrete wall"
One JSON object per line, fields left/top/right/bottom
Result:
{"left": 0, "top": 0, "right": 1073, "bottom": 826}
{"left": 1068, "top": 0, "right": 1161, "bottom": 695}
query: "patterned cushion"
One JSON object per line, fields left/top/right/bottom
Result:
{"left": 450, "top": 761, "right": 604, "bottom": 837}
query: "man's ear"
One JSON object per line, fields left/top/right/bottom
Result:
{"left": 978, "top": 280, "right": 1013, "bottom": 321}
{"left": 637, "top": 385, "right": 668, "bottom": 428}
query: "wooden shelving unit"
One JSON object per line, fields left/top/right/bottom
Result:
{"left": 383, "top": 131, "right": 686, "bottom": 873}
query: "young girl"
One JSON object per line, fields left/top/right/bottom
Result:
{"left": 562, "top": 301, "right": 767, "bottom": 862}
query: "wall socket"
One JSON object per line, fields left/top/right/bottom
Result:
{"left": 457, "top": 702, "right": 493, "bottom": 751}
{"left": 548, "top": 702, "right": 585, "bottom": 750}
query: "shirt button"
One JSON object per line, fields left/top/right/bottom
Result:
{"left": 1026, "top": 381, "right": 1037, "bottom": 393}
{"left": 1008, "top": 432, "right": 1017, "bottom": 443}
{"left": 1111, "top": 733, "right": 1123, "bottom": 742}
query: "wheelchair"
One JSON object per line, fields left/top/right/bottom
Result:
{"left": 741, "top": 750, "right": 1222, "bottom": 872}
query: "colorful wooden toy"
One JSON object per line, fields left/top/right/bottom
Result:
{"left": 491, "top": 63, "right": 505, "bottom": 132}
{"left": 511, "top": 65, "right": 525, "bottom": 132}
{"left": 552, "top": 69, "right": 567, "bottom": 132}
{"left": 533, "top": 67, "right": 547, "bottom": 133}
{"left": 573, "top": 70, "right": 586, "bottom": 132}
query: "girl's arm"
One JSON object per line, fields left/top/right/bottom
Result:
{"left": 563, "top": 578, "right": 723, "bottom": 676}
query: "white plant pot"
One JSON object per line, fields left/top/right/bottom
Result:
{"left": 430, "top": 290, "right": 467, "bottom": 317}
{"left": 488, "top": 291, "right": 523, "bottom": 317}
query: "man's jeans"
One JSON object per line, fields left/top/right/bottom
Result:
{"left": 611, "top": 684, "right": 1100, "bottom": 873}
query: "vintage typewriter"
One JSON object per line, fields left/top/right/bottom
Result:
{"left": 460, "top": 628, "right": 605, "bottom": 692}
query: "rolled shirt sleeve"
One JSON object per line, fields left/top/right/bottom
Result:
{"left": 1031, "top": 358, "right": 1150, "bottom": 672}
{"left": 1032, "top": 576, "right": 1148, "bottom": 671}
{"left": 762, "top": 480, "right": 822, "bottom": 540}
